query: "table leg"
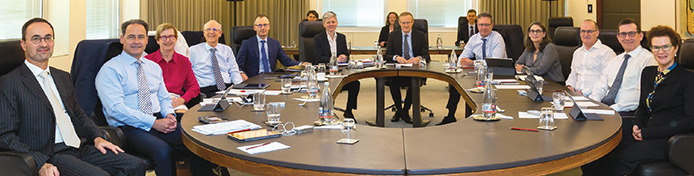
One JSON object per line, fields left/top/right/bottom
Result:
{"left": 376, "top": 77, "right": 385, "bottom": 127}
{"left": 411, "top": 78, "right": 430, "bottom": 127}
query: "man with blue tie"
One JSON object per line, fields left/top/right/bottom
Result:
{"left": 190, "top": 20, "right": 247, "bottom": 97}
{"left": 96, "top": 19, "right": 215, "bottom": 176}
{"left": 438, "top": 12, "right": 507, "bottom": 125}
{"left": 237, "top": 14, "right": 307, "bottom": 78}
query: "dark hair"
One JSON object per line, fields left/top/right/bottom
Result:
{"left": 121, "top": 19, "right": 149, "bottom": 36}
{"left": 467, "top": 9, "right": 477, "bottom": 15}
{"left": 478, "top": 12, "right": 493, "bottom": 23}
{"left": 307, "top": 10, "right": 319, "bottom": 18}
{"left": 618, "top": 18, "right": 641, "bottom": 32}
{"left": 647, "top": 25, "right": 681, "bottom": 49}
{"left": 386, "top": 12, "right": 399, "bottom": 26}
{"left": 22, "top": 18, "right": 54, "bottom": 41}
{"left": 582, "top": 19, "right": 599, "bottom": 31}
{"left": 524, "top": 22, "right": 552, "bottom": 52}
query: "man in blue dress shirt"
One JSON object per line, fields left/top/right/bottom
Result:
{"left": 189, "top": 20, "right": 247, "bottom": 97}
{"left": 438, "top": 12, "right": 507, "bottom": 125}
{"left": 237, "top": 14, "right": 306, "bottom": 78}
{"left": 95, "top": 19, "right": 214, "bottom": 176}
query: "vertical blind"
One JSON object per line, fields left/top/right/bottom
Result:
{"left": 409, "top": 0, "right": 474, "bottom": 27}
{"left": 86, "top": 0, "right": 118, "bottom": 39}
{"left": 322, "top": 0, "right": 384, "bottom": 27}
{"left": 0, "top": 0, "right": 42, "bottom": 40}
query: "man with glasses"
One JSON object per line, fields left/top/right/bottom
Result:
{"left": 0, "top": 17, "right": 144, "bottom": 176}
{"left": 588, "top": 18, "right": 656, "bottom": 116}
{"left": 190, "top": 20, "right": 246, "bottom": 97}
{"left": 565, "top": 19, "right": 617, "bottom": 96}
{"left": 438, "top": 12, "right": 506, "bottom": 125}
{"left": 237, "top": 14, "right": 306, "bottom": 78}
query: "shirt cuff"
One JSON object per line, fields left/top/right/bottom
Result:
{"left": 392, "top": 55, "right": 398, "bottom": 61}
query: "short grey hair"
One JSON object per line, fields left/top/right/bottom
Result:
{"left": 203, "top": 20, "right": 222, "bottom": 31}
{"left": 323, "top": 11, "right": 336, "bottom": 22}
{"left": 582, "top": 19, "right": 599, "bottom": 31}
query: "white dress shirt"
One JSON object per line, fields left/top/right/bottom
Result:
{"left": 459, "top": 31, "right": 507, "bottom": 60}
{"left": 589, "top": 46, "right": 657, "bottom": 112}
{"left": 565, "top": 40, "right": 617, "bottom": 96}
{"left": 25, "top": 60, "right": 67, "bottom": 144}
{"left": 327, "top": 32, "right": 337, "bottom": 55}
{"left": 189, "top": 42, "right": 244, "bottom": 87}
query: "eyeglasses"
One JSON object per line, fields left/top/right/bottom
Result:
{"left": 399, "top": 21, "right": 412, "bottom": 25}
{"left": 204, "top": 28, "right": 220, "bottom": 32}
{"left": 580, "top": 30, "right": 596, "bottom": 34}
{"left": 651, "top": 44, "right": 673, "bottom": 51}
{"left": 618, "top": 31, "right": 639, "bottom": 38}
{"left": 254, "top": 24, "right": 269, "bottom": 28}
{"left": 29, "top": 36, "right": 54, "bottom": 44}
{"left": 529, "top": 29, "right": 544, "bottom": 34}
{"left": 478, "top": 23, "right": 491, "bottom": 27}
{"left": 159, "top": 35, "right": 176, "bottom": 40}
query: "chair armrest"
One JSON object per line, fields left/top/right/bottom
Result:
{"left": 668, "top": 131, "right": 694, "bottom": 175}
{"left": 98, "top": 126, "right": 126, "bottom": 148}
{"left": 0, "top": 150, "right": 37, "bottom": 176}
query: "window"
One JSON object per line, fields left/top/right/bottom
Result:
{"left": 409, "top": 0, "right": 474, "bottom": 27}
{"left": 86, "top": 0, "right": 119, "bottom": 39}
{"left": 0, "top": 0, "right": 42, "bottom": 40}
{"left": 322, "top": 0, "right": 385, "bottom": 27}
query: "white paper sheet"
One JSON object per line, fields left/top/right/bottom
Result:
{"left": 237, "top": 142, "right": 290, "bottom": 155}
{"left": 518, "top": 112, "right": 569, "bottom": 119}
{"left": 494, "top": 85, "right": 531, "bottom": 89}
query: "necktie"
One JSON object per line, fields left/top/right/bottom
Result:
{"left": 210, "top": 48, "right": 226, "bottom": 91}
{"left": 602, "top": 54, "right": 631, "bottom": 105}
{"left": 39, "top": 71, "right": 81, "bottom": 148}
{"left": 470, "top": 26, "right": 474, "bottom": 38}
{"left": 136, "top": 59, "right": 153, "bottom": 116}
{"left": 260, "top": 40, "right": 271, "bottom": 73}
{"left": 404, "top": 34, "right": 411, "bottom": 60}
{"left": 481, "top": 38, "right": 488, "bottom": 59}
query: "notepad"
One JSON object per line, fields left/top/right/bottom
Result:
{"left": 237, "top": 142, "right": 290, "bottom": 155}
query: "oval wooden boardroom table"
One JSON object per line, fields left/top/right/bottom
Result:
{"left": 181, "top": 63, "right": 622, "bottom": 175}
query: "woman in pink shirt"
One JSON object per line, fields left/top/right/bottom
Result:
{"left": 145, "top": 23, "right": 200, "bottom": 114}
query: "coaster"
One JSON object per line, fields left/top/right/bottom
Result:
{"left": 537, "top": 126, "right": 558, "bottom": 131}
{"left": 265, "top": 121, "right": 282, "bottom": 127}
{"left": 471, "top": 114, "right": 502, "bottom": 121}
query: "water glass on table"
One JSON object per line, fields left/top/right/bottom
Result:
{"left": 538, "top": 107, "right": 557, "bottom": 130}
{"left": 253, "top": 92, "right": 266, "bottom": 111}
{"left": 552, "top": 92, "right": 565, "bottom": 112}
{"left": 281, "top": 78, "right": 292, "bottom": 94}
{"left": 266, "top": 103, "right": 281, "bottom": 124}
{"left": 338, "top": 118, "right": 358, "bottom": 144}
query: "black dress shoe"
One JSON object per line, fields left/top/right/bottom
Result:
{"left": 400, "top": 112, "right": 413, "bottom": 124}
{"left": 391, "top": 114, "right": 400, "bottom": 122}
{"left": 436, "top": 116, "right": 457, "bottom": 126}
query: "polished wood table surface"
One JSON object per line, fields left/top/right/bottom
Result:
{"left": 181, "top": 63, "right": 622, "bottom": 175}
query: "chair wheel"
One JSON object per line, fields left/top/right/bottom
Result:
{"left": 429, "top": 113, "right": 434, "bottom": 117}
{"left": 420, "top": 109, "right": 426, "bottom": 112}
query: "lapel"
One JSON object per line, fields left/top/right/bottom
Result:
{"left": 394, "top": 30, "right": 404, "bottom": 55}
{"left": 250, "top": 36, "right": 260, "bottom": 60}
{"left": 266, "top": 37, "right": 277, "bottom": 68}
{"left": 50, "top": 67, "right": 72, "bottom": 115}
{"left": 411, "top": 31, "right": 419, "bottom": 56}
{"left": 18, "top": 64, "right": 53, "bottom": 110}
{"left": 658, "top": 65, "right": 682, "bottom": 86}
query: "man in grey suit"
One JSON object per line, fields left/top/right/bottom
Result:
{"left": 0, "top": 18, "right": 144, "bottom": 176}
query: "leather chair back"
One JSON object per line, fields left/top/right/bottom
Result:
{"left": 299, "top": 21, "right": 325, "bottom": 64}
{"left": 0, "top": 40, "right": 25, "bottom": 76}
{"left": 413, "top": 19, "right": 428, "bottom": 42}
{"left": 678, "top": 39, "right": 694, "bottom": 70}
{"left": 598, "top": 29, "right": 649, "bottom": 54}
{"left": 144, "top": 36, "right": 159, "bottom": 54}
{"left": 70, "top": 39, "right": 120, "bottom": 126}
{"left": 553, "top": 27, "right": 582, "bottom": 80}
{"left": 492, "top": 24, "right": 525, "bottom": 62}
{"left": 180, "top": 31, "right": 226, "bottom": 47}
{"left": 230, "top": 26, "right": 256, "bottom": 55}
{"left": 548, "top": 17, "right": 573, "bottom": 41}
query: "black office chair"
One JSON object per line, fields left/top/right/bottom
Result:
{"left": 598, "top": 30, "right": 650, "bottom": 54}
{"left": 230, "top": 26, "right": 256, "bottom": 55}
{"left": 553, "top": 27, "right": 581, "bottom": 84}
{"left": 299, "top": 21, "right": 325, "bottom": 64}
{"left": 492, "top": 24, "right": 525, "bottom": 62}
{"left": 547, "top": 17, "right": 573, "bottom": 41}
{"left": 456, "top": 16, "right": 470, "bottom": 46}
{"left": 628, "top": 39, "right": 694, "bottom": 176}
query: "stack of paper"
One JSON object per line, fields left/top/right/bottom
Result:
{"left": 192, "top": 120, "right": 262, "bottom": 135}
{"left": 237, "top": 142, "right": 290, "bottom": 155}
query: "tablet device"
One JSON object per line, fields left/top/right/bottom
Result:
{"left": 522, "top": 65, "right": 551, "bottom": 102}
{"left": 232, "top": 83, "right": 270, "bottom": 89}
{"left": 566, "top": 93, "right": 604, "bottom": 121}
{"left": 485, "top": 57, "right": 515, "bottom": 76}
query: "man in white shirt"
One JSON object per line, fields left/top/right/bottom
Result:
{"left": 566, "top": 19, "right": 617, "bottom": 96}
{"left": 189, "top": 20, "right": 247, "bottom": 97}
{"left": 588, "top": 18, "right": 656, "bottom": 115}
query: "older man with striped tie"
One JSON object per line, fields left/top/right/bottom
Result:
{"left": 96, "top": 19, "right": 216, "bottom": 176}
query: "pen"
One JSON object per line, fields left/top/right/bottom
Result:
{"left": 510, "top": 127, "right": 539, "bottom": 132}
{"left": 246, "top": 142, "right": 273, "bottom": 150}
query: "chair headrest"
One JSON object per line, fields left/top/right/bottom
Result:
{"left": 231, "top": 26, "right": 255, "bottom": 44}
{"left": 679, "top": 39, "right": 694, "bottom": 70}
{"left": 554, "top": 27, "right": 581, "bottom": 46}
{"left": 548, "top": 17, "right": 574, "bottom": 28}
{"left": 0, "top": 40, "right": 25, "bottom": 76}
{"left": 413, "top": 19, "right": 428, "bottom": 34}
{"left": 300, "top": 21, "right": 326, "bottom": 38}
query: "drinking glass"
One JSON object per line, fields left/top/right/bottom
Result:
{"left": 536, "top": 80, "right": 544, "bottom": 95}
{"left": 253, "top": 92, "right": 266, "bottom": 111}
{"left": 266, "top": 103, "right": 281, "bottom": 123}
{"left": 340, "top": 118, "right": 358, "bottom": 143}
{"left": 281, "top": 78, "right": 292, "bottom": 94}
{"left": 552, "top": 92, "right": 566, "bottom": 112}
{"left": 316, "top": 63, "right": 326, "bottom": 80}
{"left": 538, "top": 107, "right": 556, "bottom": 130}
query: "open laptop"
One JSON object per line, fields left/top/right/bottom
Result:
{"left": 485, "top": 57, "right": 515, "bottom": 76}
{"left": 566, "top": 92, "right": 604, "bottom": 121}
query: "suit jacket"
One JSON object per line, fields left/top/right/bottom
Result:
{"left": 237, "top": 36, "right": 301, "bottom": 78}
{"left": 0, "top": 63, "right": 102, "bottom": 168}
{"left": 314, "top": 31, "right": 350, "bottom": 64}
{"left": 634, "top": 64, "right": 694, "bottom": 149}
{"left": 378, "top": 25, "right": 392, "bottom": 47}
{"left": 456, "top": 23, "right": 479, "bottom": 46}
{"left": 385, "top": 29, "right": 430, "bottom": 63}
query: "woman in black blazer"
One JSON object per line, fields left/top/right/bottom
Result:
{"left": 378, "top": 12, "right": 398, "bottom": 47}
{"left": 598, "top": 25, "right": 694, "bottom": 175}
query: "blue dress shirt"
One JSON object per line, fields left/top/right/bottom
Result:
{"left": 189, "top": 43, "right": 244, "bottom": 87}
{"left": 96, "top": 51, "right": 175, "bottom": 131}
{"left": 459, "top": 31, "right": 507, "bottom": 60}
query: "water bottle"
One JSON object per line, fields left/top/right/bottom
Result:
{"left": 449, "top": 49, "right": 458, "bottom": 70}
{"left": 329, "top": 53, "right": 338, "bottom": 75}
{"left": 482, "top": 73, "right": 497, "bottom": 119}
{"left": 319, "top": 82, "right": 334, "bottom": 124}
{"left": 375, "top": 46, "right": 384, "bottom": 68}
{"left": 436, "top": 34, "right": 443, "bottom": 49}
{"left": 346, "top": 35, "right": 352, "bottom": 50}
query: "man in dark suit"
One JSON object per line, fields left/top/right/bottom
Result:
{"left": 456, "top": 9, "right": 479, "bottom": 46}
{"left": 0, "top": 18, "right": 144, "bottom": 176}
{"left": 384, "top": 12, "right": 430, "bottom": 124}
{"left": 237, "top": 14, "right": 307, "bottom": 78}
